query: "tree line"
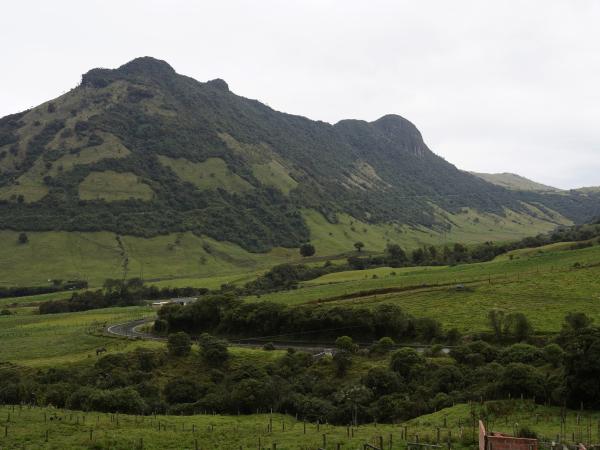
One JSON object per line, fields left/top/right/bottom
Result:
{"left": 39, "top": 278, "right": 207, "bottom": 314}
{"left": 0, "top": 312, "right": 598, "bottom": 423}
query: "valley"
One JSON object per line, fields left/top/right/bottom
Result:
{"left": 1, "top": 56, "right": 600, "bottom": 450}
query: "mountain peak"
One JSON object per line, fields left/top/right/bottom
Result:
{"left": 372, "top": 114, "right": 422, "bottom": 138}
{"left": 116, "top": 56, "right": 176, "bottom": 77}
{"left": 81, "top": 56, "right": 176, "bottom": 88}
{"left": 206, "top": 78, "right": 229, "bottom": 91}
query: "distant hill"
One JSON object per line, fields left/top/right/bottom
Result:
{"left": 1, "top": 56, "right": 600, "bottom": 257}
{"left": 470, "top": 172, "right": 561, "bottom": 192}
{"left": 575, "top": 186, "right": 600, "bottom": 194}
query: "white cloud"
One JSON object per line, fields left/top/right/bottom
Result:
{"left": 1, "top": 0, "right": 599, "bottom": 188}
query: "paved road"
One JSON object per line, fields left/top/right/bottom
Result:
{"left": 105, "top": 317, "right": 450, "bottom": 355}
{"left": 106, "top": 318, "right": 336, "bottom": 354}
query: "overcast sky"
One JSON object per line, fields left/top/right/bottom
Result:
{"left": 2, "top": 0, "right": 599, "bottom": 189}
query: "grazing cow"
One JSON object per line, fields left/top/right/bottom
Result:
{"left": 96, "top": 347, "right": 107, "bottom": 356}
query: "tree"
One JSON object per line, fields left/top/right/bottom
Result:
{"left": 564, "top": 312, "right": 593, "bottom": 331}
{"left": 411, "top": 248, "right": 426, "bottom": 265}
{"left": 500, "top": 343, "right": 542, "bottom": 365}
{"left": 299, "top": 243, "right": 316, "bottom": 257}
{"left": 563, "top": 328, "right": 600, "bottom": 408}
{"left": 198, "top": 333, "right": 229, "bottom": 366}
{"left": 17, "top": 232, "right": 28, "bottom": 245}
{"left": 354, "top": 241, "right": 365, "bottom": 252}
{"left": 488, "top": 309, "right": 506, "bottom": 341}
{"left": 167, "top": 332, "right": 191, "bottom": 357}
{"left": 369, "top": 337, "right": 395, "bottom": 355}
{"left": 503, "top": 312, "right": 533, "bottom": 342}
{"left": 542, "top": 343, "right": 565, "bottom": 368}
{"left": 389, "top": 348, "right": 426, "bottom": 378}
{"left": 163, "top": 378, "right": 202, "bottom": 404}
{"left": 362, "top": 367, "right": 400, "bottom": 396}
{"left": 384, "top": 244, "right": 408, "bottom": 267}
{"left": 335, "top": 336, "right": 357, "bottom": 353}
{"left": 153, "top": 319, "right": 169, "bottom": 334}
{"left": 333, "top": 351, "right": 352, "bottom": 376}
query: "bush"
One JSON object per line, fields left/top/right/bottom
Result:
{"left": 300, "top": 243, "right": 316, "bottom": 257}
{"left": 500, "top": 343, "right": 543, "bottom": 365}
{"left": 369, "top": 337, "right": 395, "bottom": 355}
{"left": 542, "top": 343, "right": 564, "bottom": 368}
{"left": 167, "top": 332, "right": 191, "bottom": 357}
{"left": 198, "top": 333, "right": 229, "bottom": 366}
{"left": 335, "top": 336, "right": 357, "bottom": 353}
{"left": 389, "top": 348, "right": 426, "bottom": 378}
{"left": 517, "top": 426, "right": 538, "bottom": 439}
{"left": 164, "top": 378, "right": 202, "bottom": 404}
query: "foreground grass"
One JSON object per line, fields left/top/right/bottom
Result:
{"left": 0, "top": 401, "right": 597, "bottom": 449}
{"left": 0, "top": 306, "right": 157, "bottom": 367}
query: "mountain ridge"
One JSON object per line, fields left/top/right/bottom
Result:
{"left": 470, "top": 172, "right": 561, "bottom": 192}
{"left": 1, "top": 57, "right": 599, "bottom": 252}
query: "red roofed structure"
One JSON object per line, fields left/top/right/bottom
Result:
{"left": 479, "top": 420, "right": 538, "bottom": 450}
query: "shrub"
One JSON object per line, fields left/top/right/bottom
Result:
{"left": 300, "top": 243, "right": 316, "bottom": 257}
{"left": 167, "top": 332, "right": 191, "bottom": 357}
{"left": 198, "top": 333, "right": 229, "bottom": 366}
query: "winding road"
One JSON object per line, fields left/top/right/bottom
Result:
{"left": 105, "top": 317, "right": 450, "bottom": 355}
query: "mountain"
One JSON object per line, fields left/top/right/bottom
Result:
{"left": 1, "top": 56, "right": 600, "bottom": 254}
{"left": 575, "top": 186, "right": 600, "bottom": 194}
{"left": 470, "top": 172, "right": 560, "bottom": 192}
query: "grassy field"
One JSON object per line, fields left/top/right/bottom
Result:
{"left": 0, "top": 203, "right": 569, "bottom": 288}
{"left": 251, "top": 160, "right": 298, "bottom": 194}
{"left": 251, "top": 243, "right": 600, "bottom": 333}
{"left": 78, "top": 171, "right": 155, "bottom": 201}
{"left": 158, "top": 155, "right": 253, "bottom": 193}
{"left": 304, "top": 207, "right": 568, "bottom": 257}
{"left": 0, "top": 401, "right": 596, "bottom": 449}
{"left": 0, "top": 306, "right": 157, "bottom": 367}
{"left": 0, "top": 290, "right": 78, "bottom": 308}
{"left": 0, "top": 230, "right": 298, "bottom": 288}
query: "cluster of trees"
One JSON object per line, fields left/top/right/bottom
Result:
{"left": 155, "top": 294, "right": 449, "bottom": 344}
{"left": 243, "top": 263, "right": 340, "bottom": 294}
{"left": 38, "top": 278, "right": 207, "bottom": 314}
{"left": 0, "top": 280, "right": 88, "bottom": 300}
{"left": 1, "top": 313, "right": 599, "bottom": 422}
{"left": 348, "top": 223, "right": 600, "bottom": 270}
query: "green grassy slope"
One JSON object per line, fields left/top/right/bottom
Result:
{"left": 471, "top": 172, "right": 560, "bottom": 192}
{"left": 251, "top": 243, "right": 600, "bottom": 333}
{"left": 0, "top": 306, "right": 156, "bottom": 367}
{"left": 304, "top": 207, "right": 569, "bottom": 256}
{"left": 78, "top": 171, "right": 154, "bottom": 201}
{"left": 0, "top": 401, "right": 596, "bottom": 449}
{"left": 0, "top": 204, "right": 569, "bottom": 287}
{"left": 0, "top": 230, "right": 298, "bottom": 288}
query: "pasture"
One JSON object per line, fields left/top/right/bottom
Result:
{"left": 250, "top": 244, "right": 600, "bottom": 333}
{"left": 0, "top": 400, "right": 597, "bottom": 449}
{"left": 0, "top": 306, "right": 156, "bottom": 367}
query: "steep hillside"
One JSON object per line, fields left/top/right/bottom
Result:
{"left": 471, "top": 171, "right": 560, "bottom": 192}
{"left": 1, "top": 57, "right": 599, "bottom": 255}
